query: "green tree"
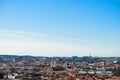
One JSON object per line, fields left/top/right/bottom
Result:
{"left": 113, "top": 67, "right": 120, "bottom": 77}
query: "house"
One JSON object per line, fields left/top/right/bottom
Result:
{"left": 52, "top": 66, "right": 67, "bottom": 75}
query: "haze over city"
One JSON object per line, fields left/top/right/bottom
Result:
{"left": 0, "top": 0, "right": 120, "bottom": 57}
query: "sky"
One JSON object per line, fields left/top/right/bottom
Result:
{"left": 0, "top": 0, "right": 120, "bottom": 57}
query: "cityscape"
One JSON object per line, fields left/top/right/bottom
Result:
{"left": 0, "top": 55, "right": 120, "bottom": 80}
{"left": 0, "top": 0, "right": 120, "bottom": 80}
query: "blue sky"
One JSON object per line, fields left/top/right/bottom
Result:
{"left": 0, "top": 0, "right": 120, "bottom": 56}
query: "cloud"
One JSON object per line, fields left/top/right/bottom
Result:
{"left": 0, "top": 29, "right": 119, "bottom": 57}
{"left": 0, "top": 29, "right": 81, "bottom": 56}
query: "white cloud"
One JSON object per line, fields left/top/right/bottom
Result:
{"left": 0, "top": 29, "right": 119, "bottom": 57}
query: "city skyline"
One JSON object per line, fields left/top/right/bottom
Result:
{"left": 0, "top": 0, "right": 120, "bottom": 56}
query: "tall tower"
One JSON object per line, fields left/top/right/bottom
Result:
{"left": 50, "top": 57, "right": 56, "bottom": 68}
{"left": 90, "top": 52, "right": 92, "bottom": 57}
